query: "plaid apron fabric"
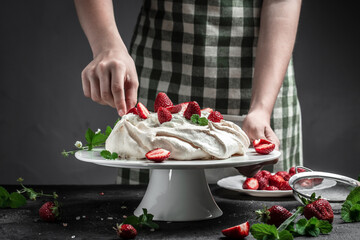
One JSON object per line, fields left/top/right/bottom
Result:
{"left": 116, "top": 0, "right": 303, "bottom": 184}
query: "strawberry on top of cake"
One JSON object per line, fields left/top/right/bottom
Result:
{"left": 105, "top": 92, "right": 250, "bottom": 160}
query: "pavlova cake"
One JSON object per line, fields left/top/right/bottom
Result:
{"left": 105, "top": 92, "right": 250, "bottom": 161}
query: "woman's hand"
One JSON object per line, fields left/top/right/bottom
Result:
{"left": 81, "top": 48, "right": 139, "bottom": 116}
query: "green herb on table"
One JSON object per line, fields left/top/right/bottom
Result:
{"left": 341, "top": 186, "right": 360, "bottom": 222}
{"left": 250, "top": 223, "right": 293, "bottom": 240}
{"left": 122, "top": 208, "right": 159, "bottom": 230}
{"left": 100, "top": 150, "right": 118, "bottom": 160}
{"left": 292, "top": 217, "right": 332, "bottom": 237}
{"left": 191, "top": 114, "right": 208, "bottom": 126}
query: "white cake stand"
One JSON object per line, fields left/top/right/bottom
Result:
{"left": 75, "top": 148, "right": 280, "bottom": 221}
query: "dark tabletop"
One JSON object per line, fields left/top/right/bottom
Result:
{"left": 1, "top": 184, "right": 359, "bottom": 240}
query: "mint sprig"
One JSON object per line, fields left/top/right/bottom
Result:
{"left": 190, "top": 114, "right": 208, "bottom": 126}
{"left": 341, "top": 186, "right": 360, "bottom": 222}
{"left": 294, "top": 217, "right": 332, "bottom": 237}
{"left": 250, "top": 223, "right": 293, "bottom": 240}
{"left": 100, "top": 150, "right": 118, "bottom": 160}
{"left": 122, "top": 208, "right": 159, "bottom": 230}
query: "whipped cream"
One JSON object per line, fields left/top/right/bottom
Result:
{"left": 105, "top": 111, "right": 250, "bottom": 160}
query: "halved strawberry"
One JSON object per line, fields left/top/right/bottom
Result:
{"left": 137, "top": 102, "right": 150, "bottom": 119}
{"left": 126, "top": 107, "right": 138, "bottom": 115}
{"left": 242, "top": 177, "right": 259, "bottom": 190}
{"left": 145, "top": 148, "right": 170, "bottom": 162}
{"left": 279, "top": 181, "right": 292, "bottom": 190}
{"left": 253, "top": 138, "right": 272, "bottom": 147}
{"left": 275, "top": 171, "right": 291, "bottom": 181}
{"left": 201, "top": 108, "right": 213, "bottom": 114}
{"left": 254, "top": 139, "right": 275, "bottom": 155}
{"left": 154, "top": 92, "right": 173, "bottom": 112}
{"left": 269, "top": 175, "right": 285, "bottom": 189}
{"left": 183, "top": 101, "right": 201, "bottom": 120}
{"left": 158, "top": 107, "right": 172, "bottom": 124}
{"left": 179, "top": 102, "right": 190, "bottom": 111}
{"left": 207, "top": 111, "right": 223, "bottom": 123}
{"left": 222, "top": 221, "right": 250, "bottom": 239}
{"left": 166, "top": 104, "right": 182, "bottom": 114}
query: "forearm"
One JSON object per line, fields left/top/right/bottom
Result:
{"left": 74, "top": 0, "right": 126, "bottom": 57}
{"left": 250, "top": 0, "right": 302, "bottom": 119}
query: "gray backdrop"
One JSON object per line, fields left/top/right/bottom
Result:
{"left": 1, "top": 1, "right": 359, "bottom": 185}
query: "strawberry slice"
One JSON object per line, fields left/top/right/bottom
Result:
{"left": 145, "top": 148, "right": 170, "bottom": 162}
{"left": 137, "top": 102, "right": 150, "bottom": 119}
{"left": 154, "top": 92, "right": 173, "bottom": 112}
{"left": 207, "top": 111, "right": 223, "bottom": 123}
{"left": 183, "top": 101, "right": 201, "bottom": 120}
{"left": 158, "top": 107, "right": 172, "bottom": 124}
{"left": 126, "top": 107, "right": 138, "bottom": 115}
{"left": 179, "top": 102, "right": 190, "bottom": 111}
{"left": 166, "top": 104, "right": 182, "bottom": 114}
{"left": 254, "top": 139, "right": 275, "bottom": 155}
{"left": 242, "top": 177, "right": 259, "bottom": 190}
{"left": 222, "top": 221, "right": 250, "bottom": 239}
{"left": 201, "top": 107, "right": 213, "bottom": 114}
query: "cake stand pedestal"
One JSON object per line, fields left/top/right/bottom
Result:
{"left": 75, "top": 149, "right": 280, "bottom": 221}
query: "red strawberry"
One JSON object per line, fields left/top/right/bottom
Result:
{"left": 183, "top": 101, "right": 201, "bottom": 120}
{"left": 115, "top": 224, "right": 137, "bottom": 239}
{"left": 201, "top": 107, "right": 213, "bottom": 114}
{"left": 157, "top": 107, "right": 172, "bottom": 124}
{"left": 39, "top": 201, "right": 59, "bottom": 222}
{"left": 222, "top": 221, "right": 249, "bottom": 239}
{"left": 166, "top": 104, "right": 182, "bottom": 113}
{"left": 179, "top": 102, "right": 190, "bottom": 111}
{"left": 275, "top": 171, "right": 291, "bottom": 181}
{"left": 254, "top": 140, "right": 275, "bottom": 155}
{"left": 264, "top": 186, "right": 279, "bottom": 191}
{"left": 154, "top": 92, "right": 173, "bottom": 112}
{"left": 269, "top": 175, "right": 285, "bottom": 188}
{"left": 257, "top": 176, "right": 269, "bottom": 190}
{"left": 254, "top": 170, "right": 272, "bottom": 180}
{"left": 145, "top": 148, "right": 170, "bottom": 162}
{"left": 256, "top": 205, "right": 292, "bottom": 227}
{"left": 279, "top": 181, "right": 292, "bottom": 190}
{"left": 253, "top": 138, "right": 272, "bottom": 147}
{"left": 289, "top": 166, "right": 306, "bottom": 176}
{"left": 126, "top": 107, "right": 138, "bottom": 115}
{"left": 303, "top": 198, "right": 334, "bottom": 223}
{"left": 207, "top": 111, "right": 224, "bottom": 123}
{"left": 242, "top": 178, "right": 259, "bottom": 190}
{"left": 137, "top": 102, "right": 150, "bottom": 119}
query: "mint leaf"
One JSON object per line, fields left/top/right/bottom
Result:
{"left": 9, "top": 192, "right": 26, "bottom": 208}
{"left": 345, "top": 187, "right": 360, "bottom": 205}
{"left": 317, "top": 220, "right": 332, "bottom": 234}
{"left": 111, "top": 152, "right": 119, "bottom": 160}
{"left": 85, "top": 128, "right": 95, "bottom": 144}
{"left": 250, "top": 223, "right": 279, "bottom": 240}
{"left": 123, "top": 215, "right": 140, "bottom": 229}
{"left": 105, "top": 126, "right": 112, "bottom": 136}
{"left": 92, "top": 133, "right": 107, "bottom": 146}
{"left": 306, "top": 217, "right": 320, "bottom": 237}
{"left": 198, "top": 117, "right": 208, "bottom": 126}
{"left": 191, "top": 114, "right": 200, "bottom": 124}
{"left": 278, "top": 230, "right": 293, "bottom": 240}
{"left": 349, "top": 203, "right": 360, "bottom": 222}
{"left": 341, "top": 200, "right": 353, "bottom": 222}
{"left": 295, "top": 218, "right": 307, "bottom": 235}
{"left": 0, "top": 186, "right": 10, "bottom": 208}
{"left": 100, "top": 150, "right": 118, "bottom": 160}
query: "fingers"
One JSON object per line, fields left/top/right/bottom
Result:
{"left": 124, "top": 66, "right": 139, "bottom": 111}
{"left": 97, "top": 62, "right": 115, "bottom": 108}
{"left": 110, "top": 62, "right": 127, "bottom": 116}
{"left": 265, "top": 126, "right": 280, "bottom": 150}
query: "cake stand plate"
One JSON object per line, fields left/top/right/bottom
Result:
{"left": 75, "top": 149, "right": 280, "bottom": 221}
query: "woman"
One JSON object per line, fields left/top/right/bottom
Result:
{"left": 74, "top": 0, "right": 303, "bottom": 184}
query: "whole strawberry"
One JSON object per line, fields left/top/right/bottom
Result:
{"left": 254, "top": 170, "right": 271, "bottom": 190}
{"left": 154, "top": 92, "right": 173, "bottom": 112}
{"left": 289, "top": 166, "right": 306, "bottom": 176}
{"left": 183, "top": 101, "right": 201, "bottom": 120}
{"left": 268, "top": 174, "right": 285, "bottom": 189}
{"left": 39, "top": 201, "right": 59, "bottom": 222}
{"left": 256, "top": 205, "right": 293, "bottom": 227}
{"left": 115, "top": 224, "right": 137, "bottom": 239}
{"left": 275, "top": 171, "right": 291, "bottom": 181}
{"left": 157, "top": 107, "right": 172, "bottom": 124}
{"left": 303, "top": 198, "right": 334, "bottom": 223}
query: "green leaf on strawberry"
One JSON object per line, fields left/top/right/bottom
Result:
{"left": 341, "top": 187, "right": 360, "bottom": 222}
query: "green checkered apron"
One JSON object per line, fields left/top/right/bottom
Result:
{"left": 116, "top": 0, "right": 303, "bottom": 184}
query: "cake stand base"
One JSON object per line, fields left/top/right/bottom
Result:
{"left": 134, "top": 169, "right": 222, "bottom": 221}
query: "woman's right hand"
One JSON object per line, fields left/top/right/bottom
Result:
{"left": 81, "top": 48, "right": 139, "bottom": 116}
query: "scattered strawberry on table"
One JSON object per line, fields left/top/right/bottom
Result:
{"left": 222, "top": 221, "right": 250, "bottom": 239}
{"left": 256, "top": 205, "right": 293, "bottom": 227}
{"left": 115, "top": 224, "right": 137, "bottom": 239}
{"left": 302, "top": 193, "right": 334, "bottom": 223}
{"left": 39, "top": 201, "right": 59, "bottom": 222}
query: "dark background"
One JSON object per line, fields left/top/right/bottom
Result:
{"left": 0, "top": 0, "right": 359, "bottom": 185}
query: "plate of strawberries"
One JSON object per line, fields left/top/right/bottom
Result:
{"left": 217, "top": 167, "right": 307, "bottom": 197}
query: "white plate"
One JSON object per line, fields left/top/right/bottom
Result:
{"left": 217, "top": 175, "right": 293, "bottom": 197}
{"left": 75, "top": 148, "right": 281, "bottom": 170}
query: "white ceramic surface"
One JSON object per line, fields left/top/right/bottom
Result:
{"left": 75, "top": 148, "right": 281, "bottom": 221}
{"left": 75, "top": 148, "right": 281, "bottom": 169}
{"left": 217, "top": 175, "right": 293, "bottom": 197}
